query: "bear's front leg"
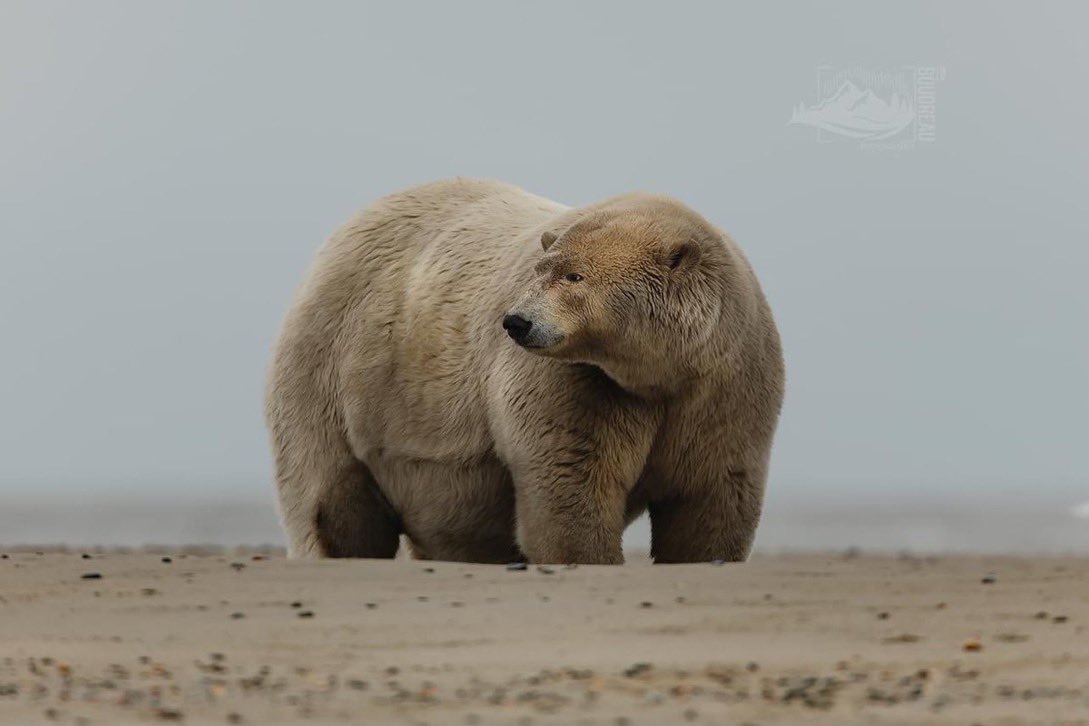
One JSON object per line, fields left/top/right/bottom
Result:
{"left": 512, "top": 460, "right": 629, "bottom": 564}
{"left": 495, "top": 368, "right": 660, "bottom": 565}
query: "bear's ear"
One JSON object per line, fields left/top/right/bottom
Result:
{"left": 664, "top": 239, "right": 702, "bottom": 271}
{"left": 540, "top": 230, "right": 559, "bottom": 251}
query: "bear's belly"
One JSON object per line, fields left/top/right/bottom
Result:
{"left": 366, "top": 449, "right": 518, "bottom": 562}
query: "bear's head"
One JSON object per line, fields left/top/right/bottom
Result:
{"left": 503, "top": 194, "right": 753, "bottom": 396}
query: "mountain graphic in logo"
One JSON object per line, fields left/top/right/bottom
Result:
{"left": 789, "top": 81, "right": 915, "bottom": 141}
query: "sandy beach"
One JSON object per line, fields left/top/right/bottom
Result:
{"left": 1, "top": 551, "right": 1087, "bottom": 724}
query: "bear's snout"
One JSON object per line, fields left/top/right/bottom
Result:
{"left": 502, "top": 313, "right": 533, "bottom": 345}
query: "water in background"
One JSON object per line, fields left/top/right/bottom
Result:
{"left": 3, "top": 488, "right": 1086, "bottom": 554}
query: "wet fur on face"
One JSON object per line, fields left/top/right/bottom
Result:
{"left": 506, "top": 198, "right": 747, "bottom": 397}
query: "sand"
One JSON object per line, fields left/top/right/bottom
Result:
{"left": 1, "top": 550, "right": 1087, "bottom": 724}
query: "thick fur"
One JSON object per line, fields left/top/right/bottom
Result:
{"left": 266, "top": 178, "right": 784, "bottom": 564}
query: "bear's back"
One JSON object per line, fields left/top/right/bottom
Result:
{"left": 324, "top": 179, "right": 566, "bottom": 464}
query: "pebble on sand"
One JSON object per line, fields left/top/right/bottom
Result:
{"left": 882, "top": 634, "right": 921, "bottom": 644}
{"left": 623, "top": 663, "right": 653, "bottom": 678}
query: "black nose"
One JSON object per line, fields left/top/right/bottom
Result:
{"left": 502, "top": 314, "right": 532, "bottom": 343}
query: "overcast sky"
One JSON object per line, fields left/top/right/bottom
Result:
{"left": 2, "top": 2, "right": 1086, "bottom": 524}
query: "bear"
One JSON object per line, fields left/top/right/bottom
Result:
{"left": 266, "top": 178, "right": 784, "bottom": 564}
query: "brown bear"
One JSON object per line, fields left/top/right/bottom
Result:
{"left": 266, "top": 178, "right": 784, "bottom": 564}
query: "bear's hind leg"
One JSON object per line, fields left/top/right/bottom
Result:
{"left": 275, "top": 442, "right": 401, "bottom": 559}
{"left": 312, "top": 460, "right": 401, "bottom": 558}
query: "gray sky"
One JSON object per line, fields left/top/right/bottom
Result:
{"left": 2, "top": 2, "right": 1087, "bottom": 533}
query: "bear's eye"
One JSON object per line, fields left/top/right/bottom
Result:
{"left": 564, "top": 273, "right": 584, "bottom": 283}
